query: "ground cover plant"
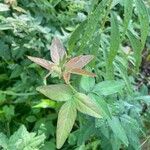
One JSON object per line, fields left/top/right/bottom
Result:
{"left": 0, "top": 0, "right": 150, "bottom": 150}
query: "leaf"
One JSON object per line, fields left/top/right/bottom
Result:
{"left": 68, "top": 20, "right": 87, "bottom": 53}
{"left": 63, "top": 72, "right": 71, "bottom": 84}
{"left": 27, "top": 56, "right": 55, "bottom": 71}
{"left": 0, "top": 3, "right": 10, "bottom": 11}
{"left": 114, "top": 61, "right": 133, "bottom": 94}
{"left": 33, "top": 99, "right": 56, "bottom": 108}
{"left": 75, "top": 93, "right": 102, "bottom": 118}
{"left": 69, "top": 68, "right": 96, "bottom": 77}
{"left": 78, "top": 0, "right": 108, "bottom": 54}
{"left": 127, "top": 30, "right": 142, "bottom": 72}
{"left": 134, "top": 96, "right": 150, "bottom": 104}
{"left": 56, "top": 101, "right": 77, "bottom": 149}
{"left": 106, "top": 12, "right": 120, "bottom": 79}
{"left": 8, "top": 125, "right": 46, "bottom": 150}
{"left": 89, "top": 93, "right": 111, "bottom": 118}
{"left": 65, "top": 55, "right": 94, "bottom": 70}
{"left": 135, "top": 0, "right": 149, "bottom": 47}
{"left": 0, "top": 133, "right": 8, "bottom": 149}
{"left": 93, "top": 80, "right": 125, "bottom": 96}
{"left": 50, "top": 37, "right": 66, "bottom": 64}
{"left": 36, "top": 84, "right": 73, "bottom": 101}
{"left": 122, "top": 0, "right": 133, "bottom": 38}
{"left": 108, "top": 117, "right": 129, "bottom": 146}
{"left": 80, "top": 76, "right": 95, "bottom": 93}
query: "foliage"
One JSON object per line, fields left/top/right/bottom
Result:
{"left": 0, "top": 0, "right": 150, "bottom": 150}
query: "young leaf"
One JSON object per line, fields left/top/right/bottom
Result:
{"left": 135, "top": 0, "right": 149, "bottom": 47}
{"left": 27, "top": 56, "right": 55, "bottom": 71}
{"left": 106, "top": 12, "right": 120, "bottom": 79}
{"left": 93, "top": 80, "right": 125, "bottom": 96}
{"left": 50, "top": 37, "right": 66, "bottom": 64}
{"left": 56, "top": 101, "right": 77, "bottom": 149}
{"left": 63, "top": 72, "right": 71, "bottom": 84}
{"left": 108, "top": 117, "right": 129, "bottom": 146}
{"left": 69, "top": 68, "right": 96, "bottom": 77}
{"left": 36, "top": 84, "right": 73, "bottom": 101}
{"left": 75, "top": 93, "right": 102, "bottom": 118}
{"left": 65, "top": 55, "right": 94, "bottom": 70}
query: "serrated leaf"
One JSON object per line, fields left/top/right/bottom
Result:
{"left": 68, "top": 20, "right": 87, "bottom": 53}
{"left": 78, "top": 0, "right": 108, "bottom": 54}
{"left": 75, "top": 93, "right": 102, "bottom": 118}
{"left": 122, "top": 0, "right": 133, "bottom": 38}
{"left": 36, "top": 84, "right": 73, "bottom": 101}
{"left": 80, "top": 76, "right": 95, "bottom": 93}
{"left": 114, "top": 61, "right": 133, "bottom": 94}
{"left": 93, "top": 80, "right": 125, "bottom": 96}
{"left": 127, "top": 31, "right": 142, "bottom": 72}
{"left": 50, "top": 37, "right": 66, "bottom": 64}
{"left": 27, "top": 56, "right": 55, "bottom": 71}
{"left": 106, "top": 12, "right": 120, "bottom": 79}
{"left": 56, "top": 101, "right": 77, "bottom": 149}
{"left": 135, "top": 0, "right": 149, "bottom": 47}
{"left": 108, "top": 117, "right": 129, "bottom": 146}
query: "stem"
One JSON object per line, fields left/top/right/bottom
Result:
{"left": 140, "top": 135, "right": 150, "bottom": 148}
{"left": 68, "top": 83, "right": 78, "bottom": 93}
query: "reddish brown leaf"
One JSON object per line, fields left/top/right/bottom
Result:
{"left": 69, "top": 68, "right": 96, "bottom": 77}
{"left": 63, "top": 72, "right": 71, "bottom": 84}
{"left": 65, "top": 55, "right": 94, "bottom": 70}
{"left": 27, "top": 56, "right": 55, "bottom": 71}
{"left": 50, "top": 37, "right": 66, "bottom": 64}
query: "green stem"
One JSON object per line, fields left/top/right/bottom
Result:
{"left": 68, "top": 83, "right": 78, "bottom": 93}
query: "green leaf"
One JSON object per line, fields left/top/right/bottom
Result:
{"left": 56, "top": 101, "right": 77, "bottom": 149}
{"left": 80, "top": 76, "right": 95, "bottom": 93}
{"left": 0, "top": 133, "right": 8, "bottom": 149}
{"left": 108, "top": 117, "right": 129, "bottom": 146}
{"left": 8, "top": 125, "right": 45, "bottom": 150}
{"left": 89, "top": 93, "right": 111, "bottom": 118}
{"left": 93, "top": 80, "right": 125, "bottom": 96}
{"left": 75, "top": 93, "right": 102, "bottom": 118}
{"left": 127, "top": 30, "right": 142, "bottom": 72}
{"left": 33, "top": 99, "right": 56, "bottom": 108}
{"left": 134, "top": 96, "right": 150, "bottom": 104}
{"left": 68, "top": 20, "right": 87, "bottom": 53}
{"left": 36, "top": 84, "right": 73, "bottom": 101}
{"left": 0, "top": 3, "right": 10, "bottom": 11}
{"left": 106, "top": 12, "right": 120, "bottom": 79}
{"left": 77, "top": 0, "right": 108, "bottom": 54}
{"left": 135, "top": 0, "right": 149, "bottom": 47}
{"left": 122, "top": 0, "right": 133, "bottom": 39}
{"left": 114, "top": 61, "right": 133, "bottom": 94}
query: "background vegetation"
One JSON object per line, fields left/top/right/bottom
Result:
{"left": 0, "top": 0, "right": 150, "bottom": 149}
